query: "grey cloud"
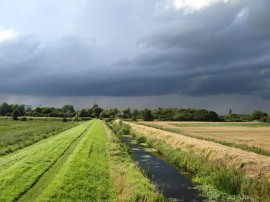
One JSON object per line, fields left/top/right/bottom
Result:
{"left": 0, "top": 0, "right": 270, "bottom": 103}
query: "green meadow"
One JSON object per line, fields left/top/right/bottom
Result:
{"left": 0, "top": 119, "right": 161, "bottom": 201}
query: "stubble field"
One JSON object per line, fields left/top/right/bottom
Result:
{"left": 141, "top": 121, "right": 270, "bottom": 155}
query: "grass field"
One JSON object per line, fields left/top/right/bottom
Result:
{"left": 141, "top": 121, "right": 270, "bottom": 156}
{"left": 0, "top": 119, "right": 78, "bottom": 156}
{"left": 0, "top": 119, "right": 162, "bottom": 201}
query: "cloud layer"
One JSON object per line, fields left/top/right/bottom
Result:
{"left": 0, "top": 0, "right": 270, "bottom": 104}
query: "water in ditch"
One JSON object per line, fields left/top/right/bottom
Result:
{"left": 121, "top": 135, "right": 206, "bottom": 202}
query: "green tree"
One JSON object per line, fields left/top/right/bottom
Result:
{"left": 250, "top": 110, "right": 268, "bottom": 122}
{"left": 0, "top": 102, "right": 12, "bottom": 116}
{"left": 142, "top": 109, "right": 154, "bottom": 121}
{"left": 122, "top": 108, "right": 131, "bottom": 119}
{"left": 12, "top": 109, "right": 19, "bottom": 120}
{"left": 91, "top": 104, "right": 103, "bottom": 118}
{"left": 62, "top": 105, "right": 75, "bottom": 116}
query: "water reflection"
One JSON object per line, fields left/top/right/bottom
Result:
{"left": 121, "top": 135, "right": 206, "bottom": 202}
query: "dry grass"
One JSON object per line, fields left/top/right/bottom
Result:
{"left": 147, "top": 121, "right": 270, "bottom": 154}
{"left": 128, "top": 122, "right": 270, "bottom": 182}
{"left": 104, "top": 122, "right": 163, "bottom": 202}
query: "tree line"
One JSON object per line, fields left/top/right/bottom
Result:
{"left": 0, "top": 102, "right": 269, "bottom": 122}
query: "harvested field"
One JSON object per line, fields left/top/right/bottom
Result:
{"left": 128, "top": 122, "right": 270, "bottom": 181}
{"left": 142, "top": 121, "right": 270, "bottom": 155}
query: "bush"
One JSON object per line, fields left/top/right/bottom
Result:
{"left": 20, "top": 117, "right": 27, "bottom": 121}
{"left": 72, "top": 114, "right": 79, "bottom": 122}
{"left": 267, "top": 116, "right": 270, "bottom": 123}
{"left": 12, "top": 109, "right": 19, "bottom": 120}
{"left": 62, "top": 117, "right": 67, "bottom": 122}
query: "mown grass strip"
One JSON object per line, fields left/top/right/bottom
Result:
{"left": 140, "top": 122, "right": 270, "bottom": 157}
{"left": 18, "top": 121, "right": 94, "bottom": 201}
{"left": 34, "top": 120, "right": 116, "bottom": 201}
{"left": 0, "top": 121, "right": 91, "bottom": 202}
{"left": 0, "top": 119, "right": 79, "bottom": 156}
{"left": 105, "top": 122, "right": 164, "bottom": 202}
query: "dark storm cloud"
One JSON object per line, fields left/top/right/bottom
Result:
{"left": 136, "top": 0, "right": 270, "bottom": 98}
{"left": 0, "top": 0, "right": 270, "bottom": 99}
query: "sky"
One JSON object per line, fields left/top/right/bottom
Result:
{"left": 0, "top": 0, "right": 270, "bottom": 114}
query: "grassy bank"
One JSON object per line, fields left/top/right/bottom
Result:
{"left": 0, "top": 119, "right": 79, "bottom": 156}
{"left": 105, "top": 121, "right": 165, "bottom": 201}
{"left": 126, "top": 122, "right": 270, "bottom": 202}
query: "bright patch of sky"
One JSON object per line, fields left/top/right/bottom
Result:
{"left": 0, "top": 29, "right": 18, "bottom": 42}
{"left": 169, "top": 0, "right": 229, "bottom": 13}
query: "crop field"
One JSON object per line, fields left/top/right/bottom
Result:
{"left": 128, "top": 121, "right": 270, "bottom": 201}
{"left": 141, "top": 121, "right": 270, "bottom": 156}
{"left": 0, "top": 119, "right": 161, "bottom": 201}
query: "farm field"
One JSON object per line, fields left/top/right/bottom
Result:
{"left": 141, "top": 121, "right": 270, "bottom": 156}
{"left": 0, "top": 119, "right": 78, "bottom": 156}
{"left": 127, "top": 121, "right": 270, "bottom": 201}
{"left": 0, "top": 119, "right": 161, "bottom": 201}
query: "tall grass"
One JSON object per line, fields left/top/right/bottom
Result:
{"left": 105, "top": 122, "right": 165, "bottom": 201}
{"left": 125, "top": 123, "right": 270, "bottom": 202}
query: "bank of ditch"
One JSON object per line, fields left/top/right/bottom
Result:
{"left": 125, "top": 121, "right": 270, "bottom": 202}
{"left": 105, "top": 121, "right": 165, "bottom": 201}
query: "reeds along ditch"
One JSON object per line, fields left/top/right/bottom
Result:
{"left": 118, "top": 122, "right": 270, "bottom": 202}
{"left": 105, "top": 121, "right": 165, "bottom": 202}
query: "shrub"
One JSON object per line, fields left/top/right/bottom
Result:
{"left": 12, "top": 109, "right": 19, "bottom": 120}
{"left": 20, "top": 117, "right": 27, "bottom": 121}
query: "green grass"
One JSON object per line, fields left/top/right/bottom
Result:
{"left": 33, "top": 120, "right": 116, "bottom": 201}
{"left": 0, "top": 121, "right": 91, "bottom": 201}
{"left": 105, "top": 122, "right": 165, "bottom": 201}
{"left": 0, "top": 119, "right": 79, "bottom": 156}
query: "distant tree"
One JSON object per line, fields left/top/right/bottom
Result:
{"left": 91, "top": 104, "right": 103, "bottom": 118}
{"left": 1, "top": 102, "right": 12, "bottom": 116}
{"left": 34, "top": 107, "right": 42, "bottom": 114}
{"left": 250, "top": 110, "right": 268, "bottom": 122}
{"left": 131, "top": 109, "right": 140, "bottom": 119}
{"left": 12, "top": 109, "right": 19, "bottom": 120}
{"left": 62, "top": 105, "right": 75, "bottom": 116}
{"left": 229, "top": 109, "right": 232, "bottom": 115}
{"left": 79, "top": 108, "right": 90, "bottom": 117}
{"left": 99, "top": 111, "right": 109, "bottom": 119}
{"left": 106, "top": 108, "right": 119, "bottom": 118}
{"left": 208, "top": 111, "right": 219, "bottom": 121}
{"left": 267, "top": 116, "right": 270, "bottom": 123}
{"left": 42, "top": 107, "right": 53, "bottom": 115}
{"left": 227, "top": 113, "right": 240, "bottom": 122}
{"left": 122, "top": 108, "right": 132, "bottom": 119}
{"left": 142, "top": 109, "right": 154, "bottom": 121}
{"left": 194, "top": 109, "right": 209, "bottom": 121}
